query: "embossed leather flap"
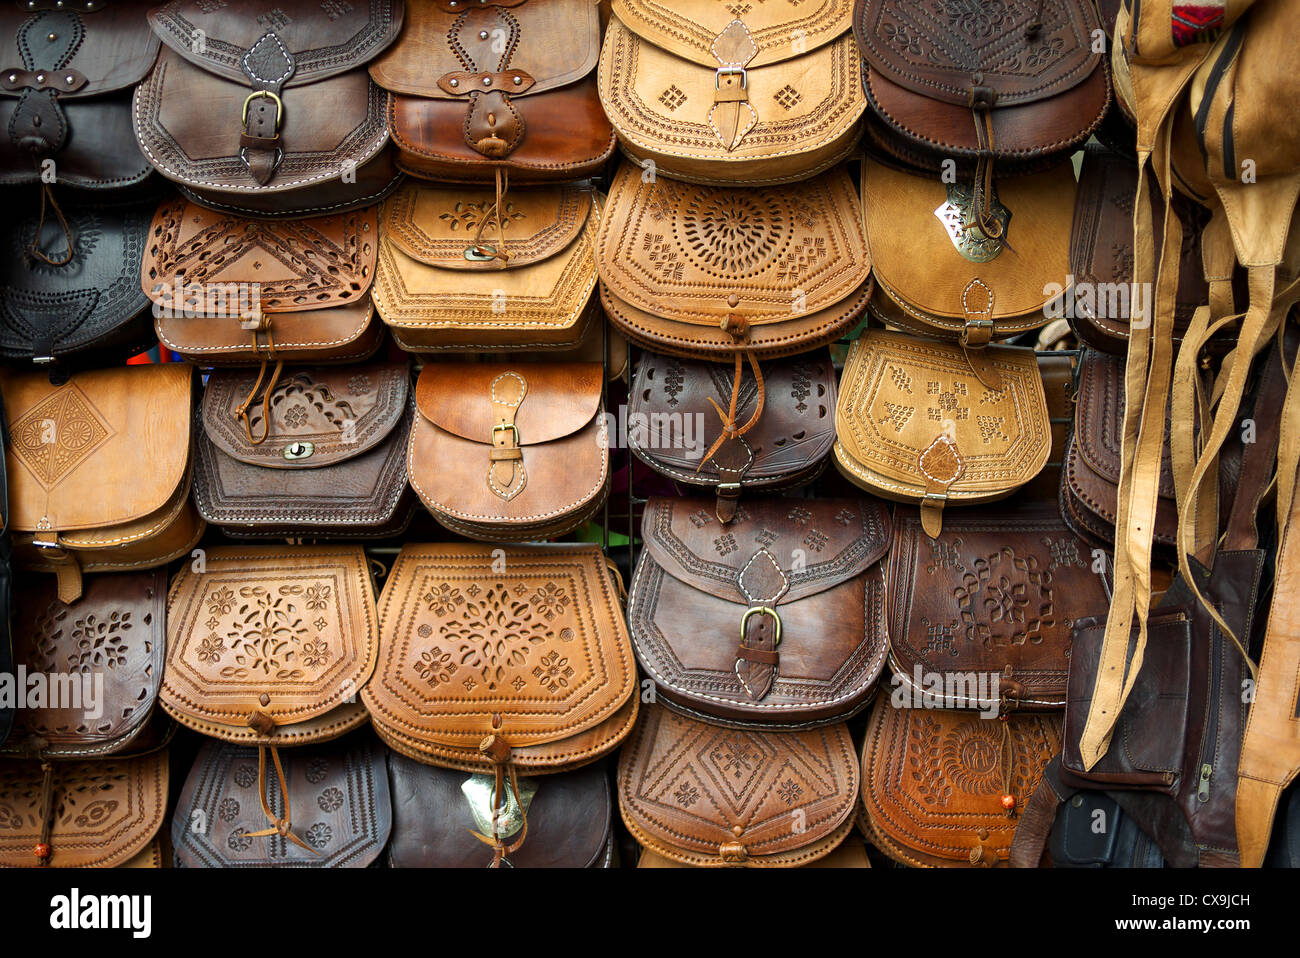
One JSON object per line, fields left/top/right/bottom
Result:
{"left": 617, "top": 704, "right": 859, "bottom": 866}
{"left": 370, "top": 0, "right": 600, "bottom": 97}
{"left": 171, "top": 734, "right": 391, "bottom": 867}
{"left": 855, "top": 0, "right": 1101, "bottom": 107}
{"left": 202, "top": 363, "right": 409, "bottom": 469}
{"left": 415, "top": 361, "right": 602, "bottom": 445}
{"left": 860, "top": 697, "right": 1061, "bottom": 867}
{"left": 362, "top": 543, "right": 636, "bottom": 752}
{"left": 0, "top": 751, "right": 168, "bottom": 868}
{"left": 613, "top": 0, "right": 851, "bottom": 66}
{"left": 148, "top": 0, "right": 403, "bottom": 85}
{"left": 161, "top": 546, "right": 379, "bottom": 741}
{"left": 381, "top": 181, "right": 591, "bottom": 271}
{"left": 0, "top": 4, "right": 161, "bottom": 99}
{"left": 6, "top": 570, "right": 166, "bottom": 757}
{"left": 886, "top": 502, "right": 1109, "bottom": 709}
{"left": 1075, "top": 348, "right": 1175, "bottom": 496}
{"left": 639, "top": 495, "right": 889, "bottom": 606}
{"left": 598, "top": 163, "right": 868, "bottom": 327}
{"left": 1, "top": 364, "right": 192, "bottom": 534}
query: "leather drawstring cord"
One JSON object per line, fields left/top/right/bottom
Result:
{"left": 235, "top": 354, "right": 285, "bottom": 446}
{"left": 998, "top": 713, "right": 1017, "bottom": 819}
{"left": 34, "top": 758, "right": 55, "bottom": 865}
{"left": 470, "top": 733, "right": 528, "bottom": 867}
{"left": 968, "top": 111, "right": 1003, "bottom": 242}
{"left": 244, "top": 745, "right": 319, "bottom": 856}
{"left": 27, "top": 181, "right": 74, "bottom": 267}
{"left": 468, "top": 168, "right": 512, "bottom": 265}
{"left": 698, "top": 352, "right": 766, "bottom": 472}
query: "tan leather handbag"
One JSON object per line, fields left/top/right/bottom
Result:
{"left": 0, "top": 364, "right": 203, "bottom": 604}
{"left": 834, "top": 329, "right": 1050, "bottom": 537}
{"left": 600, "top": 0, "right": 864, "bottom": 185}
{"left": 407, "top": 362, "right": 608, "bottom": 541}
{"left": 372, "top": 181, "right": 601, "bottom": 353}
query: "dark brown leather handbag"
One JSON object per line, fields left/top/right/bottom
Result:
{"left": 618, "top": 704, "right": 860, "bottom": 867}
{"left": 171, "top": 733, "right": 391, "bottom": 868}
{"left": 386, "top": 753, "right": 614, "bottom": 868}
{"left": 193, "top": 362, "right": 415, "bottom": 539}
{"left": 132, "top": 0, "right": 403, "bottom": 216}
{"left": 629, "top": 496, "right": 890, "bottom": 729}
{"left": 370, "top": 0, "right": 614, "bottom": 183}
{"left": 885, "top": 501, "right": 1109, "bottom": 712}
{"left": 628, "top": 350, "right": 836, "bottom": 524}
{"left": 0, "top": 1, "right": 160, "bottom": 191}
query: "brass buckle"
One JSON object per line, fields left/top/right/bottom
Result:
{"left": 716, "top": 482, "right": 741, "bottom": 495}
{"left": 739, "top": 606, "right": 781, "bottom": 647}
{"left": 492, "top": 423, "right": 519, "bottom": 444}
{"left": 715, "top": 66, "right": 747, "bottom": 89}
{"left": 241, "top": 90, "right": 284, "bottom": 131}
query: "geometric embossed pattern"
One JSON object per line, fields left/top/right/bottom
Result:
{"left": 9, "top": 383, "right": 113, "bottom": 489}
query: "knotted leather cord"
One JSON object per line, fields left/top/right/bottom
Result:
{"left": 244, "top": 745, "right": 319, "bottom": 856}
{"left": 967, "top": 111, "right": 1003, "bottom": 242}
{"left": 234, "top": 353, "right": 285, "bottom": 446}
{"left": 468, "top": 168, "right": 512, "bottom": 265}
{"left": 697, "top": 352, "right": 765, "bottom": 473}
{"left": 998, "top": 713, "right": 1015, "bottom": 819}
{"left": 468, "top": 734, "right": 528, "bottom": 867}
{"left": 34, "top": 759, "right": 54, "bottom": 866}
{"left": 26, "top": 181, "right": 73, "bottom": 267}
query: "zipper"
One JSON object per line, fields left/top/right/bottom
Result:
{"left": 1197, "top": 763, "right": 1213, "bottom": 803}
{"left": 1196, "top": 589, "right": 1224, "bottom": 804}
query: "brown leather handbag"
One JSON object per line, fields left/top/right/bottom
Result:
{"left": 629, "top": 495, "right": 890, "bottom": 729}
{"left": 638, "top": 836, "right": 872, "bottom": 868}
{"left": 407, "top": 362, "right": 608, "bottom": 541}
{"left": 370, "top": 0, "right": 615, "bottom": 184}
{"left": 600, "top": 0, "right": 864, "bottom": 185}
{"left": 0, "top": 751, "right": 168, "bottom": 867}
{"left": 362, "top": 543, "right": 637, "bottom": 865}
{"left": 171, "top": 733, "right": 391, "bottom": 868}
{"left": 1, "top": 363, "right": 202, "bottom": 605}
{"left": 0, "top": 1, "right": 160, "bottom": 191}
{"left": 193, "top": 362, "right": 416, "bottom": 539}
{"left": 618, "top": 704, "right": 859, "bottom": 867}
{"left": 386, "top": 753, "right": 615, "bottom": 868}
{"left": 132, "top": 0, "right": 404, "bottom": 216}
{"left": 861, "top": 697, "right": 1061, "bottom": 867}
{"left": 2, "top": 570, "right": 170, "bottom": 759}
{"left": 598, "top": 162, "right": 871, "bottom": 360}
{"left": 628, "top": 350, "right": 837, "bottom": 523}
{"left": 372, "top": 181, "right": 601, "bottom": 353}
{"left": 886, "top": 501, "right": 1109, "bottom": 712}
{"left": 834, "top": 329, "right": 1051, "bottom": 537}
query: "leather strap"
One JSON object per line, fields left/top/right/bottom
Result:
{"left": 734, "top": 548, "right": 788, "bottom": 701}
{"left": 917, "top": 434, "right": 964, "bottom": 538}
{"left": 445, "top": 6, "right": 527, "bottom": 158}
{"left": 244, "top": 745, "right": 319, "bottom": 856}
{"left": 470, "top": 732, "right": 528, "bottom": 868}
{"left": 238, "top": 33, "right": 296, "bottom": 184}
{"left": 708, "top": 20, "right": 757, "bottom": 151}
{"left": 487, "top": 371, "right": 527, "bottom": 500}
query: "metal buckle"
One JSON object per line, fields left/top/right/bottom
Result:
{"left": 714, "top": 66, "right": 747, "bottom": 89}
{"left": 31, "top": 535, "right": 61, "bottom": 551}
{"left": 716, "top": 482, "right": 741, "bottom": 496}
{"left": 241, "top": 90, "right": 283, "bottom": 130}
{"left": 492, "top": 423, "right": 519, "bottom": 444}
{"left": 739, "top": 606, "right": 781, "bottom": 647}
{"left": 922, "top": 491, "right": 949, "bottom": 503}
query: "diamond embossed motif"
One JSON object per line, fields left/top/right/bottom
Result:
{"left": 10, "top": 384, "right": 113, "bottom": 489}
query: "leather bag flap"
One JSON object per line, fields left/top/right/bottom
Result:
{"left": 0, "top": 5, "right": 161, "bottom": 99}
{"left": 1075, "top": 348, "right": 1176, "bottom": 496}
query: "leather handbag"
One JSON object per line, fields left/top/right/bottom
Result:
{"left": 171, "top": 733, "right": 391, "bottom": 868}
{"left": 637, "top": 835, "right": 872, "bottom": 868}
{"left": 628, "top": 495, "right": 890, "bottom": 729}
{"left": 370, "top": 0, "right": 615, "bottom": 184}
{"left": 0, "top": 751, "right": 168, "bottom": 867}
{"left": 833, "top": 329, "right": 1051, "bottom": 537}
{"left": 628, "top": 350, "right": 836, "bottom": 523}
{"left": 1, "top": 363, "right": 202, "bottom": 605}
{"left": 862, "top": 156, "right": 1074, "bottom": 361}
{"left": 860, "top": 696, "right": 1061, "bottom": 867}
{"left": 0, "top": 0, "right": 160, "bottom": 191}
{"left": 2, "top": 570, "right": 170, "bottom": 759}
{"left": 386, "top": 753, "right": 614, "bottom": 868}
{"left": 598, "top": 162, "right": 871, "bottom": 360}
{"left": 132, "top": 0, "right": 404, "bottom": 216}
{"left": 373, "top": 181, "right": 601, "bottom": 353}
{"left": 193, "top": 362, "right": 416, "bottom": 539}
{"left": 2, "top": 191, "right": 158, "bottom": 369}
{"left": 407, "top": 362, "right": 608, "bottom": 541}
{"left": 600, "top": 0, "right": 865, "bottom": 185}
{"left": 618, "top": 703, "right": 859, "bottom": 867}
{"left": 362, "top": 543, "right": 637, "bottom": 864}
{"left": 143, "top": 196, "right": 384, "bottom": 372}
{"left": 885, "top": 501, "right": 1109, "bottom": 712}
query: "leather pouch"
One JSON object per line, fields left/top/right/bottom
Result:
{"left": 628, "top": 350, "right": 836, "bottom": 522}
{"left": 618, "top": 703, "right": 859, "bottom": 866}
{"left": 1, "top": 363, "right": 202, "bottom": 605}
{"left": 0, "top": 751, "right": 168, "bottom": 867}
{"left": 171, "top": 733, "right": 390, "bottom": 867}
{"left": 886, "top": 501, "right": 1109, "bottom": 711}
{"left": 834, "top": 329, "right": 1050, "bottom": 536}
{"left": 132, "top": 0, "right": 403, "bottom": 216}
{"left": 860, "top": 696, "right": 1061, "bottom": 867}
{"left": 373, "top": 181, "right": 600, "bottom": 353}
{"left": 598, "top": 163, "right": 871, "bottom": 360}
{"left": 408, "top": 362, "right": 608, "bottom": 541}
{"left": 629, "top": 496, "right": 890, "bottom": 729}
{"left": 386, "top": 753, "right": 614, "bottom": 868}
{"left": 3, "top": 570, "right": 170, "bottom": 759}
{"left": 600, "top": 0, "right": 865, "bottom": 185}
{"left": 371, "top": 0, "right": 614, "bottom": 183}
{"left": 637, "top": 836, "right": 872, "bottom": 868}
{"left": 144, "top": 196, "right": 383, "bottom": 366}
{"left": 0, "top": 2, "right": 160, "bottom": 189}
{"left": 194, "top": 362, "right": 415, "bottom": 538}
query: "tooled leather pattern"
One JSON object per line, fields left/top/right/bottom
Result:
{"left": 446, "top": 6, "right": 525, "bottom": 157}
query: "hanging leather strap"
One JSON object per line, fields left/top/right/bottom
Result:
{"left": 469, "top": 733, "right": 528, "bottom": 868}
{"left": 487, "top": 370, "right": 527, "bottom": 500}
{"left": 244, "top": 745, "right": 319, "bottom": 856}
{"left": 698, "top": 352, "right": 764, "bottom": 523}
{"left": 708, "top": 20, "right": 758, "bottom": 150}
{"left": 234, "top": 356, "right": 284, "bottom": 447}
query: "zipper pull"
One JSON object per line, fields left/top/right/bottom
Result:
{"left": 1197, "top": 763, "right": 1212, "bottom": 803}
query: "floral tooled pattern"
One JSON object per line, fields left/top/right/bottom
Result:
{"left": 227, "top": 827, "right": 253, "bottom": 852}
{"left": 941, "top": 721, "right": 1002, "bottom": 796}
{"left": 529, "top": 582, "right": 570, "bottom": 622}
{"left": 430, "top": 585, "right": 551, "bottom": 692}
{"left": 304, "top": 584, "right": 332, "bottom": 610}
{"left": 305, "top": 759, "right": 329, "bottom": 785}
{"left": 642, "top": 233, "right": 683, "bottom": 282}
{"left": 197, "top": 633, "right": 225, "bottom": 664}
{"left": 673, "top": 782, "right": 699, "bottom": 808}
{"left": 424, "top": 583, "right": 465, "bottom": 617}
{"left": 301, "top": 639, "right": 330, "bottom": 669}
{"left": 415, "top": 646, "right": 458, "bottom": 688}
{"left": 663, "top": 358, "right": 685, "bottom": 407}
{"left": 233, "top": 765, "right": 257, "bottom": 789}
{"left": 208, "top": 587, "right": 236, "bottom": 617}
{"left": 218, "top": 798, "right": 240, "bottom": 822}
{"left": 532, "top": 651, "right": 574, "bottom": 695}
{"left": 31, "top": 602, "right": 135, "bottom": 675}
{"left": 882, "top": 19, "right": 923, "bottom": 55}
{"left": 679, "top": 189, "right": 787, "bottom": 279}
{"left": 937, "top": 0, "right": 1013, "bottom": 40}
{"left": 954, "top": 548, "right": 1054, "bottom": 647}
{"left": 318, "top": 787, "right": 344, "bottom": 813}
{"left": 210, "top": 586, "right": 314, "bottom": 680}
{"left": 439, "top": 200, "right": 525, "bottom": 234}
